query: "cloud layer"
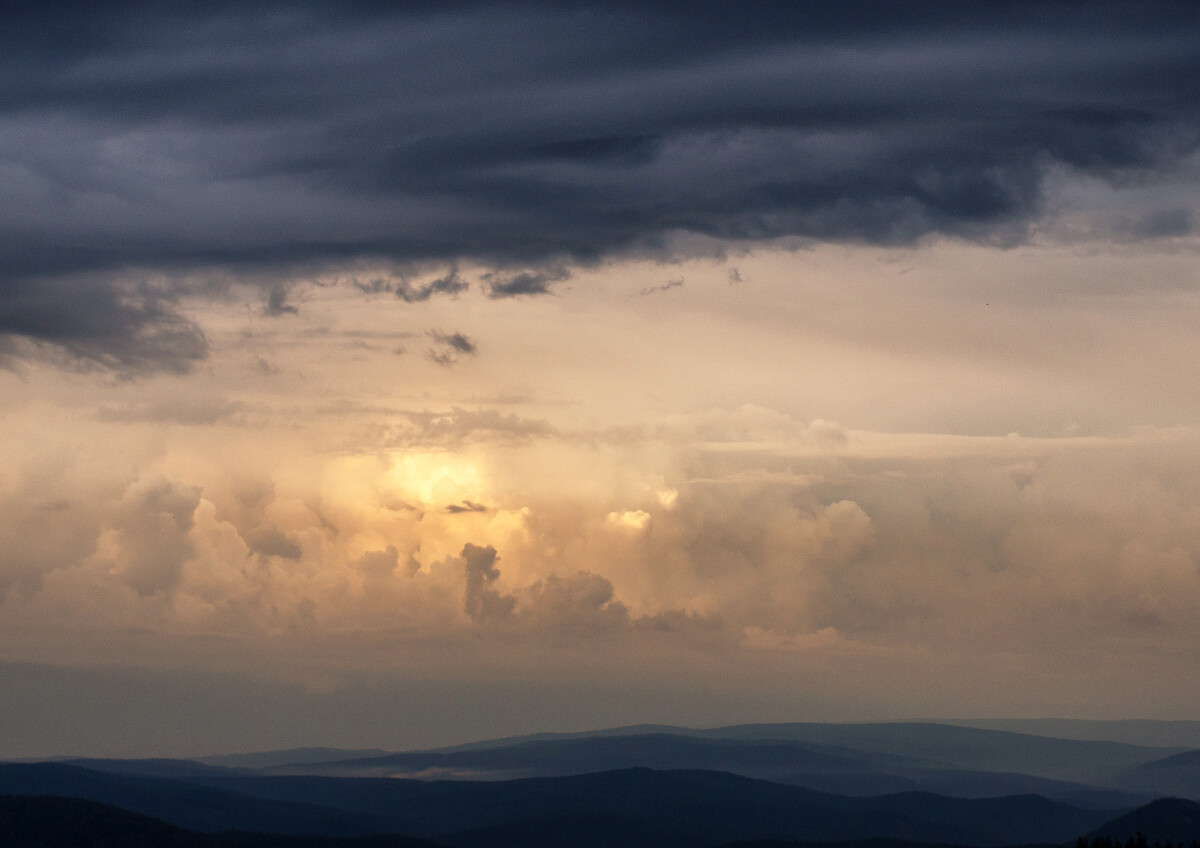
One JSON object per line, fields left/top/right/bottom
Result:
{"left": 1, "top": 2, "right": 1198, "bottom": 369}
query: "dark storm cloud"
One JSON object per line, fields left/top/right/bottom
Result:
{"left": 0, "top": 274, "right": 207, "bottom": 374}
{"left": 2, "top": 1, "right": 1199, "bottom": 370}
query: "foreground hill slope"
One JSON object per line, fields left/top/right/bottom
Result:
{"left": 0, "top": 764, "right": 409, "bottom": 836}
{"left": 1086, "top": 797, "right": 1200, "bottom": 843}
{"left": 0, "top": 795, "right": 439, "bottom": 848}
{"left": 7, "top": 778, "right": 1196, "bottom": 848}
{"left": 0, "top": 762, "right": 1124, "bottom": 846}
{"left": 1, "top": 792, "right": 1185, "bottom": 848}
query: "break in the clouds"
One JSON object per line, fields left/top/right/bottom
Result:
{"left": 1, "top": 1, "right": 1199, "bottom": 370}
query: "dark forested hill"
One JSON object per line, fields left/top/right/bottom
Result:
{"left": 0, "top": 763, "right": 1125, "bottom": 847}
{"left": 0, "top": 764, "right": 409, "bottom": 836}
{"left": 0, "top": 788, "right": 1186, "bottom": 848}
{"left": 1086, "top": 797, "right": 1200, "bottom": 843}
{"left": 0, "top": 795, "right": 440, "bottom": 848}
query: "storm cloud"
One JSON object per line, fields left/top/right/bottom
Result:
{"left": 1, "top": 1, "right": 1198, "bottom": 370}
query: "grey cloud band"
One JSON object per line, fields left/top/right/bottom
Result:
{"left": 1, "top": 1, "right": 1198, "bottom": 370}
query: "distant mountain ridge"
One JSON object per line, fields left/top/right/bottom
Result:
{"left": 36, "top": 721, "right": 1200, "bottom": 803}
{"left": 945, "top": 720, "right": 1200, "bottom": 750}
{"left": 199, "top": 748, "right": 393, "bottom": 770}
{"left": 187, "top": 722, "right": 1177, "bottom": 804}
{"left": 9, "top": 720, "right": 1200, "bottom": 847}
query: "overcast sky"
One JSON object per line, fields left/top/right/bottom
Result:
{"left": 3, "top": 1, "right": 1200, "bottom": 758}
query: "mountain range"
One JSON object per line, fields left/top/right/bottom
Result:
{"left": 7, "top": 721, "right": 1200, "bottom": 848}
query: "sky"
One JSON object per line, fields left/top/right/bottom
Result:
{"left": 3, "top": 1, "right": 1200, "bottom": 758}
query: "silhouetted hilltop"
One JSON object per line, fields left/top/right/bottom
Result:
{"left": 0, "top": 794, "right": 443, "bottom": 848}
{"left": 0, "top": 794, "right": 206, "bottom": 848}
{"left": 1086, "top": 798, "right": 1200, "bottom": 843}
{"left": 0, "top": 764, "right": 407, "bottom": 836}
{"left": 0, "top": 763, "right": 1126, "bottom": 847}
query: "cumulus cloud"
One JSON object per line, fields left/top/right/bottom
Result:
{"left": 607, "top": 510, "right": 651, "bottom": 532}
{"left": 356, "top": 546, "right": 400, "bottom": 579}
{"left": 9, "top": 391, "right": 1200, "bottom": 710}
{"left": 244, "top": 526, "right": 302, "bottom": 561}
{"left": 522, "top": 571, "right": 629, "bottom": 632}
{"left": 108, "top": 477, "right": 201, "bottom": 596}
{"left": 461, "top": 543, "right": 517, "bottom": 623}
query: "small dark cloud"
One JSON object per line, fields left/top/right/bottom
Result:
{"left": 446, "top": 500, "right": 489, "bottom": 514}
{"left": 352, "top": 277, "right": 393, "bottom": 295}
{"left": 427, "top": 330, "right": 478, "bottom": 366}
{"left": 263, "top": 285, "right": 299, "bottom": 317}
{"left": 250, "top": 356, "right": 281, "bottom": 376}
{"left": 483, "top": 268, "right": 570, "bottom": 299}
{"left": 396, "top": 268, "right": 469, "bottom": 303}
{"left": 430, "top": 331, "right": 477, "bottom": 354}
{"left": 639, "top": 276, "right": 684, "bottom": 296}
{"left": 727, "top": 267, "right": 743, "bottom": 284}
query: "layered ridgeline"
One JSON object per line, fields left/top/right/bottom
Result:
{"left": 6, "top": 722, "right": 1200, "bottom": 847}
{"left": 74, "top": 720, "right": 1200, "bottom": 802}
